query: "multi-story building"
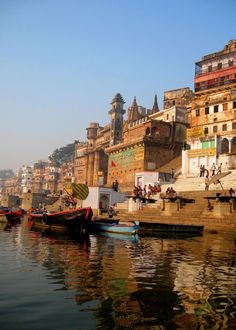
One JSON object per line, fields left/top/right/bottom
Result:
{"left": 31, "top": 160, "right": 49, "bottom": 193}
{"left": 43, "top": 162, "right": 60, "bottom": 193}
{"left": 20, "top": 165, "right": 33, "bottom": 193}
{"left": 182, "top": 40, "right": 236, "bottom": 174}
{"left": 74, "top": 91, "right": 191, "bottom": 190}
{"left": 57, "top": 158, "right": 74, "bottom": 192}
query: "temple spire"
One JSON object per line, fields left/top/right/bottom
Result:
{"left": 152, "top": 94, "right": 159, "bottom": 113}
{"left": 127, "top": 96, "right": 142, "bottom": 123}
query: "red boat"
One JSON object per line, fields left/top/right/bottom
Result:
{"left": 0, "top": 208, "right": 24, "bottom": 222}
{"left": 28, "top": 207, "right": 93, "bottom": 233}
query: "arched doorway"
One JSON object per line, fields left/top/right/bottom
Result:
{"left": 231, "top": 137, "right": 236, "bottom": 153}
{"left": 221, "top": 138, "right": 229, "bottom": 154}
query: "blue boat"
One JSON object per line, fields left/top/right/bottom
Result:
{"left": 90, "top": 221, "right": 139, "bottom": 235}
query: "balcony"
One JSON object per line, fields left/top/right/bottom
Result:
{"left": 195, "top": 78, "right": 236, "bottom": 93}
{"left": 195, "top": 61, "right": 236, "bottom": 76}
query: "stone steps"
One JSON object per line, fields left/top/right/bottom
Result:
{"left": 161, "top": 170, "right": 236, "bottom": 192}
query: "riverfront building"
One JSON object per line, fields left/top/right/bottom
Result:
{"left": 182, "top": 40, "right": 236, "bottom": 174}
{"left": 74, "top": 90, "right": 192, "bottom": 190}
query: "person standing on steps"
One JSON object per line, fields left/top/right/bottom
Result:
{"left": 211, "top": 163, "right": 216, "bottom": 176}
{"left": 217, "top": 163, "right": 222, "bottom": 174}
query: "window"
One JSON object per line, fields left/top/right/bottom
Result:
{"left": 208, "top": 65, "right": 212, "bottom": 72}
{"left": 232, "top": 122, "right": 236, "bottom": 129}
{"left": 213, "top": 125, "right": 218, "bottom": 133}
{"left": 223, "top": 103, "right": 228, "bottom": 111}
{"left": 233, "top": 101, "right": 236, "bottom": 109}
{"left": 205, "top": 107, "right": 209, "bottom": 115}
{"left": 214, "top": 105, "right": 219, "bottom": 113}
{"left": 204, "top": 127, "right": 209, "bottom": 135}
{"left": 229, "top": 59, "right": 233, "bottom": 67}
{"left": 196, "top": 109, "right": 200, "bottom": 116}
{"left": 222, "top": 124, "right": 227, "bottom": 131}
{"left": 218, "top": 62, "right": 222, "bottom": 69}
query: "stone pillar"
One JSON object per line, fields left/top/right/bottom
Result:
{"left": 87, "top": 153, "right": 95, "bottom": 186}
{"left": 21, "top": 193, "right": 33, "bottom": 211}
{"left": 181, "top": 150, "right": 188, "bottom": 175}
{"left": 93, "top": 151, "right": 100, "bottom": 186}
{"left": 213, "top": 202, "right": 231, "bottom": 217}
{"left": 163, "top": 201, "right": 180, "bottom": 216}
{"left": 229, "top": 138, "right": 232, "bottom": 153}
{"left": 128, "top": 198, "right": 138, "bottom": 212}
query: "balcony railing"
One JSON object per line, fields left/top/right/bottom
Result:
{"left": 195, "top": 61, "right": 236, "bottom": 76}
{"left": 195, "top": 78, "right": 236, "bottom": 92}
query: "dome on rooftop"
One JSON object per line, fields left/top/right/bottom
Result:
{"left": 111, "top": 93, "right": 125, "bottom": 104}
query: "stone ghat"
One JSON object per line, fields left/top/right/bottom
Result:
{"left": 116, "top": 191, "right": 236, "bottom": 232}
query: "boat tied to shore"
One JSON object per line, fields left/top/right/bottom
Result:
{"left": 28, "top": 206, "right": 93, "bottom": 232}
{"left": 0, "top": 207, "right": 24, "bottom": 222}
{"left": 90, "top": 220, "right": 139, "bottom": 235}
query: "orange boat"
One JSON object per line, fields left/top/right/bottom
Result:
{"left": 0, "top": 208, "right": 24, "bottom": 222}
{"left": 28, "top": 207, "right": 93, "bottom": 233}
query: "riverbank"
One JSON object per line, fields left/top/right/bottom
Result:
{"left": 115, "top": 190, "right": 236, "bottom": 233}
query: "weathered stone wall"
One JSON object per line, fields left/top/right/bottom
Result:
{"left": 1, "top": 194, "right": 20, "bottom": 208}
{"left": 108, "top": 145, "right": 145, "bottom": 189}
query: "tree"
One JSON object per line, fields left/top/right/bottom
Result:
{"left": 0, "top": 169, "right": 15, "bottom": 179}
{"left": 48, "top": 141, "right": 78, "bottom": 165}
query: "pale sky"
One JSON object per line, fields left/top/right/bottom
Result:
{"left": 0, "top": 0, "right": 235, "bottom": 172}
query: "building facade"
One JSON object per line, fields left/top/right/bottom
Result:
{"left": 74, "top": 91, "right": 190, "bottom": 190}
{"left": 182, "top": 40, "right": 236, "bottom": 174}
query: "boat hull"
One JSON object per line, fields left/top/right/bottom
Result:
{"left": 90, "top": 221, "right": 139, "bottom": 235}
{"left": 28, "top": 207, "right": 93, "bottom": 232}
{"left": 138, "top": 221, "right": 204, "bottom": 234}
{"left": 0, "top": 209, "right": 24, "bottom": 222}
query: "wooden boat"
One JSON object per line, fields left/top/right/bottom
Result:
{"left": 138, "top": 221, "right": 204, "bottom": 234}
{"left": 91, "top": 217, "right": 120, "bottom": 224}
{"left": 0, "top": 208, "right": 24, "bottom": 222}
{"left": 90, "top": 220, "right": 139, "bottom": 235}
{"left": 28, "top": 207, "right": 93, "bottom": 232}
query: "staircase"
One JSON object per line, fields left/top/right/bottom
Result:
{"left": 116, "top": 190, "right": 236, "bottom": 231}
{"left": 161, "top": 169, "right": 236, "bottom": 193}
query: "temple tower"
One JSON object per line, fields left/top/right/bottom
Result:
{"left": 152, "top": 94, "right": 159, "bottom": 113}
{"left": 127, "top": 96, "right": 142, "bottom": 123}
{"left": 109, "top": 93, "right": 126, "bottom": 146}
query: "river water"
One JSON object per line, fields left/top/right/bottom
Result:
{"left": 0, "top": 217, "right": 235, "bottom": 330}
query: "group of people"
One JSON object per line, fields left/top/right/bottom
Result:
{"left": 165, "top": 187, "right": 177, "bottom": 198}
{"left": 133, "top": 184, "right": 161, "bottom": 198}
{"left": 200, "top": 163, "right": 222, "bottom": 178}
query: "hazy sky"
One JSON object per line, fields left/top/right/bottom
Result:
{"left": 0, "top": 0, "right": 235, "bottom": 172}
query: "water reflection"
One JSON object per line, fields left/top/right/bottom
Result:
{"left": 0, "top": 217, "right": 235, "bottom": 329}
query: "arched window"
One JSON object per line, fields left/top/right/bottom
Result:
{"left": 145, "top": 127, "right": 151, "bottom": 135}
{"left": 221, "top": 138, "right": 229, "bottom": 154}
{"left": 231, "top": 137, "right": 236, "bottom": 153}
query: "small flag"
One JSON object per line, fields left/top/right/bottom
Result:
{"left": 111, "top": 161, "right": 116, "bottom": 167}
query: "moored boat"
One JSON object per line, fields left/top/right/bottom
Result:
{"left": 138, "top": 221, "right": 204, "bottom": 234}
{"left": 28, "top": 207, "right": 93, "bottom": 232}
{"left": 0, "top": 208, "right": 24, "bottom": 222}
{"left": 90, "top": 220, "right": 139, "bottom": 235}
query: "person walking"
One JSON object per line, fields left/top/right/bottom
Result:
{"left": 211, "top": 163, "right": 216, "bottom": 176}
{"left": 217, "top": 163, "right": 222, "bottom": 174}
